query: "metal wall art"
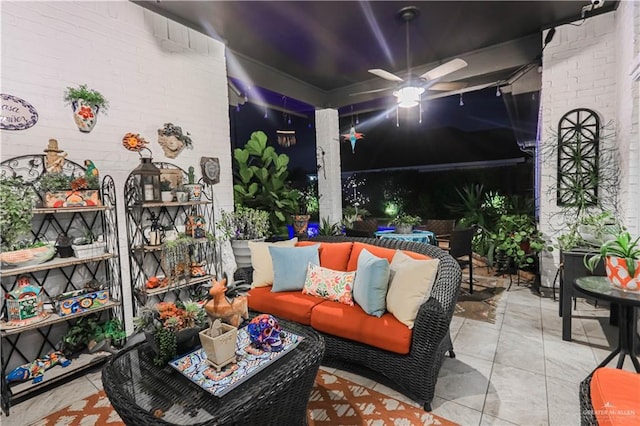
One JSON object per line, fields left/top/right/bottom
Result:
{"left": 556, "top": 108, "right": 600, "bottom": 207}
{"left": 1, "top": 94, "right": 38, "bottom": 130}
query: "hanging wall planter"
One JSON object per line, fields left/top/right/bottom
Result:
{"left": 63, "top": 84, "right": 108, "bottom": 134}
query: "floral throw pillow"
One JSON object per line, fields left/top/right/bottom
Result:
{"left": 303, "top": 263, "right": 355, "bottom": 306}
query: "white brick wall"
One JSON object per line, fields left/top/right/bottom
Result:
{"left": 539, "top": 7, "right": 640, "bottom": 286}
{"left": 315, "top": 109, "right": 342, "bottom": 224}
{"left": 0, "top": 1, "right": 233, "bottom": 328}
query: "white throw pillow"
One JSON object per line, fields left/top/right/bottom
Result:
{"left": 248, "top": 238, "right": 298, "bottom": 287}
{"left": 386, "top": 250, "right": 440, "bottom": 328}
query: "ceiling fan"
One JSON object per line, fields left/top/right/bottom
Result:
{"left": 352, "top": 6, "right": 468, "bottom": 107}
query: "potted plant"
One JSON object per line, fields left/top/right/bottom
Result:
{"left": 389, "top": 212, "right": 421, "bottom": 234}
{"left": 37, "top": 172, "right": 101, "bottom": 208}
{"left": 63, "top": 84, "right": 108, "bottom": 133}
{"left": 157, "top": 122, "right": 193, "bottom": 159}
{"left": 584, "top": 231, "right": 640, "bottom": 291}
{"left": 160, "top": 180, "right": 174, "bottom": 203}
{"left": 233, "top": 131, "right": 301, "bottom": 236}
{"left": 175, "top": 185, "right": 189, "bottom": 203}
{"left": 217, "top": 205, "right": 270, "bottom": 268}
{"left": 489, "top": 214, "right": 550, "bottom": 271}
{"left": 183, "top": 166, "right": 202, "bottom": 201}
{"left": 134, "top": 300, "right": 208, "bottom": 366}
{"left": 55, "top": 233, "right": 74, "bottom": 258}
{"left": 292, "top": 189, "right": 311, "bottom": 237}
{"left": 59, "top": 315, "right": 125, "bottom": 356}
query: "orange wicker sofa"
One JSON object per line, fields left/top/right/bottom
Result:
{"left": 235, "top": 236, "right": 462, "bottom": 411}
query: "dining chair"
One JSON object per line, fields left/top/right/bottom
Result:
{"left": 439, "top": 227, "right": 476, "bottom": 294}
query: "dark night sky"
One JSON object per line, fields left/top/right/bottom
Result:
{"left": 229, "top": 86, "right": 531, "bottom": 177}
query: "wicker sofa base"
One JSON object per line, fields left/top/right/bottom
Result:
{"left": 238, "top": 236, "right": 462, "bottom": 411}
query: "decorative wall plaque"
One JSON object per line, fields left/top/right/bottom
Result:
{"left": 557, "top": 108, "right": 600, "bottom": 207}
{"left": 1, "top": 94, "right": 38, "bottom": 130}
{"left": 200, "top": 157, "right": 220, "bottom": 185}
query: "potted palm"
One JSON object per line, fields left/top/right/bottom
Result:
{"left": 217, "top": 206, "right": 270, "bottom": 268}
{"left": 64, "top": 84, "right": 108, "bottom": 133}
{"left": 390, "top": 212, "right": 421, "bottom": 234}
{"left": 584, "top": 231, "right": 640, "bottom": 291}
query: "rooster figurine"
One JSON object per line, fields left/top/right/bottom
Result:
{"left": 84, "top": 160, "right": 99, "bottom": 181}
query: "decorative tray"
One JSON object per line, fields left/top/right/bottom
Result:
{"left": 169, "top": 327, "right": 303, "bottom": 397}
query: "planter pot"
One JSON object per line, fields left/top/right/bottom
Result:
{"left": 44, "top": 190, "right": 101, "bottom": 208}
{"left": 183, "top": 184, "right": 202, "bottom": 201}
{"left": 72, "top": 100, "right": 99, "bottom": 133}
{"left": 175, "top": 191, "right": 189, "bottom": 203}
{"left": 56, "top": 245, "right": 74, "bottom": 258}
{"left": 199, "top": 321, "right": 238, "bottom": 371}
{"left": 292, "top": 215, "right": 310, "bottom": 236}
{"left": 231, "top": 238, "right": 264, "bottom": 268}
{"left": 161, "top": 191, "right": 174, "bottom": 202}
{"left": 72, "top": 241, "right": 106, "bottom": 258}
{"left": 394, "top": 224, "right": 413, "bottom": 234}
{"left": 605, "top": 256, "right": 640, "bottom": 291}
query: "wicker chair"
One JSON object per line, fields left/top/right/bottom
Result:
{"left": 236, "top": 235, "right": 462, "bottom": 411}
{"left": 579, "top": 374, "right": 598, "bottom": 426}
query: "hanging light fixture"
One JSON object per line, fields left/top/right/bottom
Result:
{"left": 394, "top": 86, "right": 425, "bottom": 108}
{"left": 130, "top": 148, "right": 161, "bottom": 204}
{"left": 277, "top": 96, "right": 296, "bottom": 147}
{"left": 459, "top": 94, "right": 464, "bottom": 107}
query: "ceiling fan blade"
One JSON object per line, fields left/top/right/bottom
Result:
{"left": 420, "top": 58, "right": 468, "bottom": 81}
{"left": 428, "top": 82, "right": 468, "bottom": 91}
{"left": 368, "top": 69, "right": 404, "bottom": 82}
{"left": 349, "top": 87, "right": 394, "bottom": 96}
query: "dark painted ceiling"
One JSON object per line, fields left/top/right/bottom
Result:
{"left": 137, "top": 1, "right": 617, "bottom": 113}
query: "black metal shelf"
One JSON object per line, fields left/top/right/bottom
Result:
{"left": 124, "top": 162, "right": 218, "bottom": 316}
{"left": 0, "top": 155, "right": 124, "bottom": 416}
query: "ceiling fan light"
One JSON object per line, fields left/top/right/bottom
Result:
{"left": 394, "top": 86, "right": 424, "bottom": 108}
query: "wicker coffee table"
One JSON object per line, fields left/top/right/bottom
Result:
{"left": 102, "top": 318, "right": 324, "bottom": 425}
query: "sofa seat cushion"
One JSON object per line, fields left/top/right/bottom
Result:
{"left": 297, "top": 241, "right": 353, "bottom": 271}
{"left": 310, "top": 300, "right": 412, "bottom": 354}
{"left": 247, "top": 287, "right": 325, "bottom": 325}
{"left": 346, "top": 242, "right": 430, "bottom": 271}
{"left": 590, "top": 367, "right": 640, "bottom": 426}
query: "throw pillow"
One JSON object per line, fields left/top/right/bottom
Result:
{"left": 386, "top": 250, "right": 440, "bottom": 328}
{"left": 270, "top": 245, "right": 320, "bottom": 292}
{"left": 352, "top": 248, "right": 390, "bottom": 317}
{"left": 303, "top": 263, "right": 356, "bottom": 306}
{"left": 248, "top": 238, "right": 298, "bottom": 287}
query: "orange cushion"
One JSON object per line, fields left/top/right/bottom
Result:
{"left": 346, "top": 243, "right": 430, "bottom": 271}
{"left": 297, "top": 241, "right": 354, "bottom": 271}
{"left": 310, "top": 300, "right": 412, "bottom": 354}
{"left": 247, "top": 287, "right": 325, "bottom": 325}
{"left": 590, "top": 368, "right": 640, "bottom": 426}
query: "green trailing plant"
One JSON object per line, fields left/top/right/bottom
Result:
{"left": 318, "top": 217, "right": 343, "bottom": 236}
{"left": 584, "top": 231, "right": 640, "bottom": 277}
{"left": 0, "top": 176, "right": 36, "bottom": 251}
{"left": 63, "top": 84, "right": 109, "bottom": 113}
{"left": 59, "top": 315, "right": 125, "bottom": 355}
{"left": 489, "top": 214, "right": 551, "bottom": 269}
{"left": 159, "top": 123, "right": 193, "bottom": 149}
{"left": 217, "top": 205, "right": 270, "bottom": 240}
{"left": 163, "top": 234, "right": 193, "bottom": 278}
{"left": 232, "top": 131, "right": 300, "bottom": 235}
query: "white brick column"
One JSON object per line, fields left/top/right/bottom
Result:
{"left": 315, "top": 109, "right": 342, "bottom": 224}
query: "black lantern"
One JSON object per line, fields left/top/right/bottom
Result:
{"left": 131, "top": 148, "right": 161, "bottom": 203}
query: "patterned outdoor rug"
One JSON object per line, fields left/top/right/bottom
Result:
{"left": 32, "top": 372, "right": 457, "bottom": 426}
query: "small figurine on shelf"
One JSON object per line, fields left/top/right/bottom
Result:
{"left": 144, "top": 212, "right": 165, "bottom": 246}
{"left": 6, "top": 351, "right": 71, "bottom": 384}
{"left": 184, "top": 166, "right": 202, "bottom": 201}
{"left": 185, "top": 214, "right": 206, "bottom": 239}
{"left": 44, "top": 139, "right": 68, "bottom": 173}
{"left": 190, "top": 261, "right": 206, "bottom": 277}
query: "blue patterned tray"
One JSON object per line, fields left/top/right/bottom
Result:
{"left": 169, "top": 327, "right": 303, "bottom": 397}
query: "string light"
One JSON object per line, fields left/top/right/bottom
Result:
{"left": 264, "top": 108, "right": 268, "bottom": 119}
{"left": 459, "top": 94, "right": 464, "bottom": 107}
{"left": 419, "top": 101, "right": 423, "bottom": 124}
{"left": 355, "top": 114, "right": 359, "bottom": 125}
{"left": 496, "top": 86, "right": 501, "bottom": 97}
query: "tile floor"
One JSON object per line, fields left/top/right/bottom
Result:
{"left": 2, "top": 275, "right": 636, "bottom": 426}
